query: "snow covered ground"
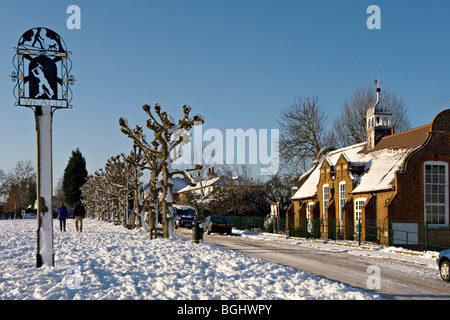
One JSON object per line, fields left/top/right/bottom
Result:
{"left": 0, "top": 218, "right": 379, "bottom": 300}
{"left": 0, "top": 218, "right": 439, "bottom": 300}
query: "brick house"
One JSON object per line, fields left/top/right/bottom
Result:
{"left": 291, "top": 88, "right": 450, "bottom": 250}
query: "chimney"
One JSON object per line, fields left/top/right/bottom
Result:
{"left": 207, "top": 167, "right": 216, "bottom": 179}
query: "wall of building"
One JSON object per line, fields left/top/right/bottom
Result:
{"left": 391, "top": 111, "right": 450, "bottom": 221}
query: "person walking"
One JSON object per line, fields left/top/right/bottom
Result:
{"left": 73, "top": 200, "right": 86, "bottom": 232}
{"left": 57, "top": 202, "right": 68, "bottom": 232}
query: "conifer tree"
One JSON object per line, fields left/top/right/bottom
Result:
{"left": 63, "top": 148, "right": 88, "bottom": 207}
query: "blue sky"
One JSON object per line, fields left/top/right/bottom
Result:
{"left": 1, "top": 0, "right": 450, "bottom": 182}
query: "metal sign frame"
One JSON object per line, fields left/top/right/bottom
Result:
{"left": 10, "top": 27, "right": 75, "bottom": 112}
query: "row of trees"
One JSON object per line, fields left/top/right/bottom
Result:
{"left": 81, "top": 148, "right": 149, "bottom": 230}
{"left": 81, "top": 103, "right": 204, "bottom": 238}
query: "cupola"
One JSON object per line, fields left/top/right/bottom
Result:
{"left": 366, "top": 79, "right": 393, "bottom": 150}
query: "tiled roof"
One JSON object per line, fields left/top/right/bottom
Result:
{"left": 368, "top": 124, "right": 431, "bottom": 153}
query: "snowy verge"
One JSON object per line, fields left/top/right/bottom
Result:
{"left": 0, "top": 219, "right": 381, "bottom": 300}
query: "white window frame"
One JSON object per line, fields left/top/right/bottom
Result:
{"left": 424, "top": 161, "right": 449, "bottom": 227}
{"left": 323, "top": 184, "right": 329, "bottom": 222}
{"left": 338, "top": 181, "right": 346, "bottom": 231}
{"left": 354, "top": 197, "right": 366, "bottom": 234}
{"left": 306, "top": 202, "right": 315, "bottom": 232}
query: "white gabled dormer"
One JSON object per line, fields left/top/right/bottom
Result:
{"left": 366, "top": 81, "right": 393, "bottom": 150}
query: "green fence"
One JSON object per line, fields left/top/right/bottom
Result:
{"left": 228, "top": 215, "right": 269, "bottom": 231}
{"left": 228, "top": 215, "right": 450, "bottom": 251}
{"left": 290, "top": 218, "right": 450, "bottom": 252}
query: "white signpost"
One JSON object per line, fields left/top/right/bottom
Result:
{"left": 11, "top": 27, "right": 74, "bottom": 267}
{"left": 35, "top": 106, "right": 54, "bottom": 267}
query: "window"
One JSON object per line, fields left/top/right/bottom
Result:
{"left": 306, "top": 202, "right": 315, "bottom": 232}
{"left": 338, "top": 182, "right": 346, "bottom": 231}
{"left": 323, "top": 184, "right": 329, "bottom": 222}
{"left": 424, "top": 162, "right": 448, "bottom": 227}
{"left": 354, "top": 198, "right": 366, "bottom": 234}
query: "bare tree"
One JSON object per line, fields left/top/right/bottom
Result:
{"left": 333, "top": 84, "right": 410, "bottom": 147}
{"left": 0, "top": 168, "right": 7, "bottom": 203}
{"left": 278, "top": 85, "right": 410, "bottom": 176}
{"left": 278, "top": 96, "right": 333, "bottom": 173}
{"left": 53, "top": 176, "right": 66, "bottom": 208}
{"left": 119, "top": 104, "right": 203, "bottom": 239}
{"left": 3, "top": 161, "right": 36, "bottom": 215}
{"left": 263, "top": 172, "right": 294, "bottom": 217}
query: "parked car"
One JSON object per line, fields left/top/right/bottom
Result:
{"left": 173, "top": 205, "right": 197, "bottom": 229}
{"left": 437, "top": 249, "right": 450, "bottom": 282}
{"left": 203, "top": 215, "right": 232, "bottom": 235}
{"left": 23, "top": 212, "right": 37, "bottom": 219}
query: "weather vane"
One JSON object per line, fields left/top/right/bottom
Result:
{"left": 374, "top": 77, "right": 382, "bottom": 89}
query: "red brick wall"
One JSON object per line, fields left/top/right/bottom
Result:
{"left": 392, "top": 134, "right": 450, "bottom": 222}
{"left": 388, "top": 110, "right": 450, "bottom": 248}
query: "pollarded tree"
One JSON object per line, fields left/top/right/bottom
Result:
{"left": 119, "top": 103, "right": 204, "bottom": 239}
{"left": 63, "top": 148, "right": 88, "bottom": 207}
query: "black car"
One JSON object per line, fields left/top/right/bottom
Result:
{"left": 203, "top": 215, "right": 232, "bottom": 235}
{"left": 173, "top": 205, "right": 197, "bottom": 229}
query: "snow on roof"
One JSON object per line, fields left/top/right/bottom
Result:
{"left": 177, "top": 175, "right": 258, "bottom": 194}
{"left": 292, "top": 164, "right": 321, "bottom": 200}
{"left": 349, "top": 145, "right": 414, "bottom": 194}
{"left": 177, "top": 176, "right": 222, "bottom": 193}
{"left": 292, "top": 124, "right": 432, "bottom": 200}
{"left": 292, "top": 143, "right": 366, "bottom": 200}
{"left": 171, "top": 177, "right": 190, "bottom": 193}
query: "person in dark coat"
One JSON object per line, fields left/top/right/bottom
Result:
{"left": 73, "top": 200, "right": 86, "bottom": 232}
{"left": 57, "top": 202, "right": 68, "bottom": 231}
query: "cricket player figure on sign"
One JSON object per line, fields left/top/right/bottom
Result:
{"left": 11, "top": 27, "right": 74, "bottom": 109}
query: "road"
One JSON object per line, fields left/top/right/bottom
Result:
{"left": 175, "top": 229, "right": 450, "bottom": 300}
